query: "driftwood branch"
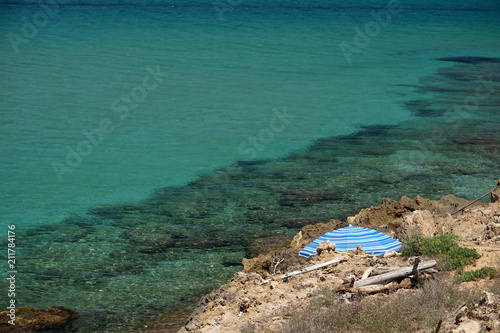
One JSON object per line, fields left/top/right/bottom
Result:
{"left": 271, "top": 257, "right": 284, "bottom": 275}
{"left": 353, "top": 260, "right": 437, "bottom": 288}
{"left": 361, "top": 267, "right": 373, "bottom": 280}
{"left": 451, "top": 190, "right": 492, "bottom": 215}
{"left": 261, "top": 259, "right": 341, "bottom": 285}
{"left": 354, "top": 284, "right": 387, "bottom": 293}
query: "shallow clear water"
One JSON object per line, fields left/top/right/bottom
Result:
{"left": 1, "top": 1, "right": 499, "bottom": 331}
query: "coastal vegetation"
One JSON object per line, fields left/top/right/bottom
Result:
{"left": 282, "top": 278, "right": 499, "bottom": 333}
{"left": 401, "top": 234, "right": 482, "bottom": 271}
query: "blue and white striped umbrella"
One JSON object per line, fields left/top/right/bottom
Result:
{"left": 299, "top": 226, "right": 402, "bottom": 258}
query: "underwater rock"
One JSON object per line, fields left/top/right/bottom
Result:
{"left": 405, "top": 100, "right": 441, "bottom": 117}
{"left": 279, "top": 189, "right": 343, "bottom": 206}
{"left": 182, "top": 237, "right": 227, "bottom": 249}
{"left": 281, "top": 218, "right": 325, "bottom": 229}
{"left": 246, "top": 233, "right": 293, "bottom": 259}
{"left": 452, "top": 136, "right": 500, "bottom": 155}
{"left": 0, "top": 306, "right": 77, "bottom": 332}
{"left": 121, "top": 224, "right": 179, "bottom": 253}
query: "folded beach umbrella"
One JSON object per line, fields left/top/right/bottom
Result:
{"left": 299, "top": 226, "right": 402, "bottom": 258}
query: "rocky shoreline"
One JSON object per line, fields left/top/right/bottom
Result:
{"left": 175, "top": 183, "right": 500, "bottom": 333}
{"left": 2, "top": 187, "right": 498, "bottom": 332}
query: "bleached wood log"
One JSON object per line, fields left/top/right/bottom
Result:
{"left": 375, "top": 266, "right": 400, "bottom": 271}
{"left": 353, "top": 260, "right": 437, "bottom": 288}
{"left": 372, "top": 266, "right": 400, "bottom": 276}
{"left": 354, "top": 284, "right": 387, "bottom": 293}
{"left": 361, "top": 267, "right": 373, "bottom": 280}
{"left": 260, "top": 259, "right": 341, "bottom": 285}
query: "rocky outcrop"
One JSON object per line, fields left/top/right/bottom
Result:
{"left": 242, "top": 248, "right": 308, "bottom": 278}
{"left": 316, "top": 240, "right": 337, "bottom": 256}
{"left": 485, "top": 216, "right": 500, "bottom": 241}
{"left": 290, "top": 219, "right": 345, "bottom": 250}
{"left": 400, "top": 210, "right": 453, "bottom": 239}
{"left": 346, "top": 197, "right": 408, "bottom": 227}
{"left": 346, "top": 195, "right": 476, "bottom": 229}
{"left": 0, "top": 306, "right": 77, "bottom": 332}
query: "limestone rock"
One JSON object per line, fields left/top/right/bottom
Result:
{"left": 291, "top": 219, "right": 346, "bottom": 250}
{"left": 242, "top": 253, "right": 272, "bottom": 276}
{"left": 356, "top": 244, "right": 366, "bottom": 255}
{"left": 383, "top": 251, "right": 400, "bottom": 258}
{"left": 481, "top": 291, "right": 496, "bottom": 306}
{"left": 316, "top": 241, "right": 337, "bottom": 256}
{"left": 400, "top": 210, "right": 453, "bottom": 239}
{"left": 290, "top": 231, "right": 303, "bottom": 249}
{"left": 242, "top": 249, "right": 308, "bottom": 277}
{"left": 346, "top": 195, "right": 474, "bottom": 229}
{"left": 347, "top": 198, "right": 408, "bottom": 227}
{"left": 452, "top": 319, "right": 481, "bottom": 333}
{"left": 401, "top": 210, "right": 435, "bottom": 238}
{"left": 485, "top": 216, "right": 500, "bottom": 239}
{"left": 401, "top": 194, "right": 477, "bottom": 215}
{"left": 398, "top": 277, "right": 412, "bottom": 289}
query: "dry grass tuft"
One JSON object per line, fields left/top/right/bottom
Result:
{"left": 283, "top": 279, "right": 481, "bottom": 333}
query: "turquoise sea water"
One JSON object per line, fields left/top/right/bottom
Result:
{"left": 1, "top": 1, "right": 499, "bottom": 331}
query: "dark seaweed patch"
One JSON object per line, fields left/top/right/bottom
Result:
{"left": 438, "top": 56, "right": 500, "bottom": 64}
{"left": 405, "top": 100, "right": 442, "bottom": 117}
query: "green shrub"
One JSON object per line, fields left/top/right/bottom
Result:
{"left": 401, "top": 234, "right": 481, "bottom": 271}
{"left": 402, "top": 234, "right": 458, "bottom": 257}
{"left": 454, "top": 267, "right": 498, "bottom": 283}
